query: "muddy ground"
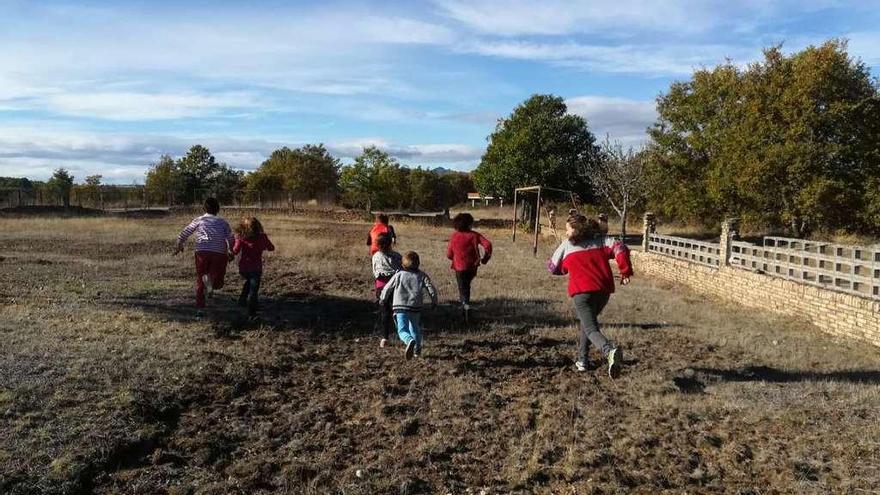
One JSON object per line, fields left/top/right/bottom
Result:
{"left": 1, "top": 214, "right": 879, "bottom": 494}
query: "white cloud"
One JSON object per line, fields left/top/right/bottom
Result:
{"left": 565, "top": 96, "right": 656, "bottom": 144}
{"left": 39, "top": 91, "right": 266, "bottom": 121}
{"left": 462, "top": 40, "right": 757, "bottom": 75}
{"left": 435, "top": 0, "right": 849, "bottom": 37}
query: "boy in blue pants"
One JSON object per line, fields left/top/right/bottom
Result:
{"left": 379, "top": 251, "right": 438, "bottom": 359}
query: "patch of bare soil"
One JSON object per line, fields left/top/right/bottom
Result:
{"left": 2, "top": 215, "right": 879, "bottom": 494}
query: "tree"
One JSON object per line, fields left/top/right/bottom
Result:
{"left": 473, "top": 94, "right": 600, "bottom": 201}
{"left": 247, "top": 144, "right": 340, "bottom": 203}
{"left": 339, "top": 146, "right": 407, "bottom": 211}
{"left": 176, "top": 145, "right": 218, "bottom": 204}
{"left": 47, "top": 168, "right": 74, "bottom": 207}
{"left": 82, "top": 175, "right": 102, "bottom": 207}
{"left": 144, "top": 155, "right": 180, "bottom": 205}
{"left": 648, "top": 39, "right": 880, "bottom": 236}
{"left": 586, "top": 138, "right": 647, "bottom": 239}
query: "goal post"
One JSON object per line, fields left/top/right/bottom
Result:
{"left": 512, "top": 185, "right": 578, "bottom": 256}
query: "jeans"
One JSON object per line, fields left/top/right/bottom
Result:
{"left": 375, "top": 288, "right": 394, "bottom": 340}
{"left": 455, "top": 268, "right": 478, "bottom": 305}
{"left": 571, "top": 292, "right": 613, "bottom": 363}
{"left": 238, "top": 270, "right": 262, "bottom": 315}
{"left": 394, "top": 311, "right": 422, "bottom": 351}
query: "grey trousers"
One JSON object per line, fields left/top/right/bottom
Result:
{"left": 572, "top": 292, "right": 613, "bottom": 362}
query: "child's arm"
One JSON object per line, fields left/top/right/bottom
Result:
{"left": 389, "top": 225, "right": 397, "bottom": 244}
{"left": 422, "top": 273, "right": 438, "bottom": 307}
{"left": 173, "top": 218, "right": 199, "bottom": 255}
{"left": 231, "top": 235, "right": 242, "bottom": 256}
{"left": 366, "top": 232, "right": 373, "bottom": 247}
{"left": 605, "top": 238, "right": 633, "bottom": 283}
{"left": 263, "top": 233, "right": 275, "bottom": 252}
{"left": 547, "top": 241, "right": 568, "bottom": 275}
{"left": 446, "top": 236, "right": 455, "bottom": 261}
{"left": 477, "top": 232, "right": 493, "bottom": 264}
{"left": 379, "top": 273, "right": 398, "bottom": 303}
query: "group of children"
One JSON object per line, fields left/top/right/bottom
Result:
{"left": 175, "top": 199, "right": 632, "bottom": 378}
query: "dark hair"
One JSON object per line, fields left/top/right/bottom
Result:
{"left": 452, "top": 212, "right": 474, "bottom": 232}
{"left": 376, "top": 232, "right": 393, "bottom": 252}
{"left": 567, "top": 214, "right": 600, "bottom": 244}
{"left": 204, "top": 197, "right": 220, "bottom": 215}
{"left": 402, "top": 251, "right": 420, "bottom": 271}
{"left": 236, "top": 217, "right": 264, "bottom": 240}
{"left": 376, "top": 213, "right": 389, "bottom": 225}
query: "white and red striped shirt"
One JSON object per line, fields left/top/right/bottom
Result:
{"left": 177, "top": 214, "right": 233, "bottom": 254}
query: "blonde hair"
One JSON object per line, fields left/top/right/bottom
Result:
{"left": 236, "top": 217, "right": 264, "bottom": 240}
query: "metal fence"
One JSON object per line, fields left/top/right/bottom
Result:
{"left": 647, "top": 233, "right": 722, "bottom": 268}
{"left": 730, "top": 236, "right": 880, "bottom": 299}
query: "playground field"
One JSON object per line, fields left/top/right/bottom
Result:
{"left": 1, "top": 213, "right": 879, "bottom": 494}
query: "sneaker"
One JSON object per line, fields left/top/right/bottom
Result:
{"left": 607, "top": 347, "right": 622, "bottom": 379}
{"left": 379, "top": 338, "right": 388, "bottom": 348}
{"left": 202, "top": 275, "right": 214, "bottom": 298}
{"left": 405, "top": 340, "right": 415, "bottom": 360}
{"left": 462, "top": 303, "right": 470, "bottom": 323}
{"left": 574, "top": 361, "right": 587, "bottom": 372}
{"left": 414, "top": 346, "right": 422, "bottom": 358}
{"left": 195, "top": 309, "right": 205, "bottom": 319}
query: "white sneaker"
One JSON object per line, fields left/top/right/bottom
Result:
{"left": 202, "top": 274, "right": 214, "bottom": 298}
{"left": 574, "top": 361, "right": 587, "bottom": 372}
{"left": 379, "top": 338, "right": 387, "bottom": 348}
{"left": 607, "top": 347, "right": 622, "bottom": 379}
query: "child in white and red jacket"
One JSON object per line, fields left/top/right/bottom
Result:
{"left": 548, "top": 214, "right": 633, "bottom": 378}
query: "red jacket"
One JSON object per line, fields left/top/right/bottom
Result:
{"left": 548, "top": 236, "right": 632, "bottom": 296}
{"left": 232, "top": 233, "right": 275, "bottom": 272}
{"left": 367, "top": 223, "right": 396, "bottom": 255}
{"left": 446, "top": 230, "right": 492, "bottom": 271}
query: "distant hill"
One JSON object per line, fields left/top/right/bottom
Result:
{"left": 431, "top": 167, "right": 466, "bottom": 176}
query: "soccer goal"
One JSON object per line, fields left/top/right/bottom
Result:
{"left": 512, "top": 186, "right": 581, "bottom": 256}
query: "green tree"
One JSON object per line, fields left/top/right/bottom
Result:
{"left": 649, "top": 39, "right": 880, "bottom": 236}
{"left": 473, "top": 94, "right": 599, "bottom": 201}
{"left": 47, "top": 168, "right": 74, "bottom": 207}
{"left": 144, "top": 155, "right": 181, "bottom": 205}
{"left": 247, "top": 144, "right": 340, "bottom": 203}
{"left": 176, "top": 145, "right": 218, "bottom": 204}
{"left": 339, "top": 146, "right": 407, "bottom": 211}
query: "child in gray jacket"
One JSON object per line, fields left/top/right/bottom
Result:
{"left": 379, "top": 251, "right": 438, "bottom": 359}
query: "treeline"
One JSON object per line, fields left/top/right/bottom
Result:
{"left": 143, "top": 144, "right": 473, "bottom": 211}
{"left": 646, "top": 39, "right": 880, "bottom": 236}
{"left": 472, "top": 39, "right": 880, "bottom": 237}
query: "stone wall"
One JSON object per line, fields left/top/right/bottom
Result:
{"left": 631, "top": 250, "right": 880, "bottom": 346}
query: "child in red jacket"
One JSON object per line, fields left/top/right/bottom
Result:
{"left": 548, "top": 214, "right": 632, "bottom": 378}
{"left": 231, "top": 217, "right": 275, "bottom": 317}
{"left": 446, "top": 213, "right": 492, "bottom": 321}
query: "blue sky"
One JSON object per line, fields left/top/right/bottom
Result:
{"left": 1, "top": 0, "right": 879, "bottom": 183}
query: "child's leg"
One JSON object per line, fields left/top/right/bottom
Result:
{"left": 409, "top": 312, "right": 423, "bottom": 352}
{"left": 209, "top": 252, "right": 227, "bottom": 290}
{"left": 455, "top": 269, "right": 476, "bottom": 304}
{"left": 394, "top": 312, "right": 413, "bottom": 345}
{"left": 239, "top": 274, "right": 250, "bottom": 306}
{"left": 247, "top": 272, "right": 261, "bottom": 315}
{"left": 194, "top": 252, "right": 208, "bottom": 308}
{"left": 571, "top": 292, "right": 612, "bottom": 362}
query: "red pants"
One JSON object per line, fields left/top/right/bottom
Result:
{"left": 195, "top": 251, "right": 228, "bottom": 308}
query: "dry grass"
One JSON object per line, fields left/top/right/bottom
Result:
{"left": 1, "top": 213, "right": 879, "bottom": 494}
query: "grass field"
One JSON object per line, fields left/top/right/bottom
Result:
{"left": 1, "top": 213, "right": 879, "bottom": 494}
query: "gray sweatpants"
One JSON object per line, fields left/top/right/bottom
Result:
{"left": 572, "top": 292, "right": 613, "bottom": 363}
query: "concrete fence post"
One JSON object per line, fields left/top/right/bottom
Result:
{"left": 720, "top": 217, "right": 740, "bottom": 266}
{"left": 642, "top": 212, "right": 656, "bottom": 252}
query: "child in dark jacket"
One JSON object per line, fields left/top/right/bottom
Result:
{"left": 446, "top": 213, "right": 492, "bottom": 320}
{"left": 548, "top": 214, "right": 633, "bottom": 378}
{"left": 379, "top": 251, "right": 438, "bottom": 360}
{"left": 231, "top": 217, "right": 275, "bottom": 317}
{"left": 372, "top": 233, "right": 402, "bottom": 348}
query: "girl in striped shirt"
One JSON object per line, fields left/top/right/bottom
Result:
{"left": 173, "top": 197, "right": 234, "bottom": 314}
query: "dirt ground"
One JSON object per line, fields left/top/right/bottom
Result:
{"left": 1, "top": 214, "right": 879, "bottom": 494}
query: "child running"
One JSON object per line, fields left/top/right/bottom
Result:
{"left": 231, "top": 217, "right": 275, "bottom": 318}
{"left": 547, "top": 214, "right": 633, "bottom": 378}
{"left": 367, "top": 213, "right": 397, "bottom": 255}
{"left": 372, "top": 233, "right": 402, "bottom": 348}
{"left": 173, "top": 197, "right": 234, "bottom": 316}
{"left": 379, "top": 251, "right": 438, "bottom": 359}
{"left": 446, "top": 213, "right": 492, "bottom": 321}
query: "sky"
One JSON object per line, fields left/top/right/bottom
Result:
{"left": 1, "top": 0, "right": 879, "bottom": 184}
